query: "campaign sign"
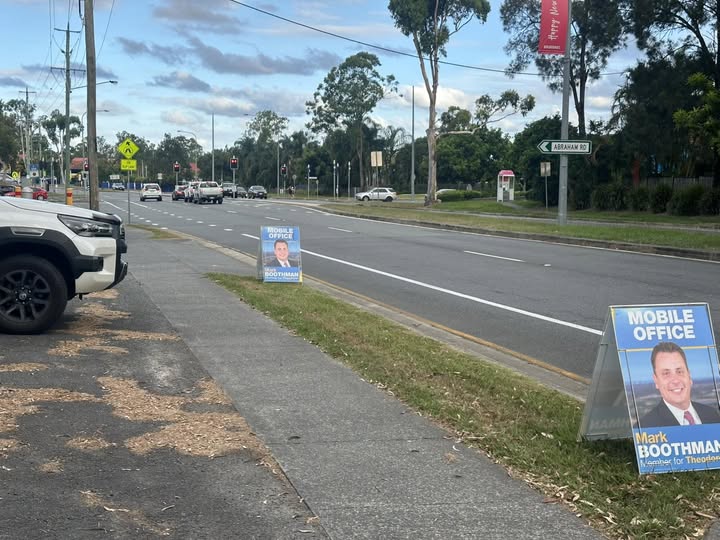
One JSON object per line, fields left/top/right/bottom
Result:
{"left": 259, "top": 226, "right": 302, "bottom": 283}
{"left": 612, "top": 303, "right": 720, "bottom": 474}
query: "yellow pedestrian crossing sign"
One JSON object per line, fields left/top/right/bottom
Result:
{"left": 118, "top": 138, "right": 139, "bottom": 159}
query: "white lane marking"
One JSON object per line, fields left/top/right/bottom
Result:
{"left": 103, "top": 201, "right": 124, "bottom": 211}
{"left": 227, "top": 210, "right": 238, "bottom": 214}
{"left": 224, "top": 228, "right": 233, "bottom": 232}
{"left": 186, "top": 218, "right": 193, "bottom": 221}
{"left": 301, "top": 247, "right": 603, "bottom": 336}
{"left": 152, "top": 223, "right": 159, "bottom": 226}
{"left": 264, "top": 216, "right": 281, "bottom": 221}
{"left": 161, "top": 227, "right": 168, "bottom": 230}
{"left": 243, "top": 233, "right": 259, "bottom": 240}
{"left": 209, "top": 224, "right": 216, "bottom": 227}
{"left": 464, "top": 250, "right": 525, "bottom": 263}
{"left": 196, "top": 221, "right": 204, "bottom": 224}
{"left": 328, "top": 226, "right": 353, "bottom": 233}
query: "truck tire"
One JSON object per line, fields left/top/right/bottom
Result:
{"left": 0, "top": 255, "right": 68, "bottom": 334}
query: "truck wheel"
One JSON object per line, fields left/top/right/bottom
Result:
{"left": 0, "top": 255, "right": 68, "bottom": 334}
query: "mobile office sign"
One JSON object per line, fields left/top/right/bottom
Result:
{"left": 579, "top": 303, "right": 720, "bottom": 474}
{"left": 257, "top": 226, "right": 302, "bottom": 283}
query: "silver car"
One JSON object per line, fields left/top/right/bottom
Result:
{"left": 140, "top": 183, "right": 162, "bottom": 202}
{"left": 355, "top": 187, "right": 397, "bottom": 202}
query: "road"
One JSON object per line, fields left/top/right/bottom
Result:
{"left": 101, "top": 192, "right": 720, "bottom": 381}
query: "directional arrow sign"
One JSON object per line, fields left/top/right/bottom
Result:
{"left": 118, "top": 138, "right": 139, "bottom": 159}
{"left": 537, "top": 140, "right": 592, "bottom": 155}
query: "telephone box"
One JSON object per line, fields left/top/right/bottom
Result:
{"left": 497, "top": 170, "right": 515, "bottom": 202}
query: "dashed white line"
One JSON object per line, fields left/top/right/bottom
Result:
{"left": 328, "top": 226, "right": 353, "bottom": 233}
{"left": 264, "top": 216, "right": 281, "bottom": 221}
{"left": 464, "top": 250, "right": 525, "bottom": 263}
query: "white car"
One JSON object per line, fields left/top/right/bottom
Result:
{"left": 140, "top": 183, "right": 162, "bottom": 201}
{"left": 0, "top": 197, "right": 127, "bottom": 333}
{"left": 355, "top": 187, "right": 397, "bottom": 202}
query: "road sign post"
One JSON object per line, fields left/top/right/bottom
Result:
{"left": 540, "top": 162, "right": 551, "bottom": 210}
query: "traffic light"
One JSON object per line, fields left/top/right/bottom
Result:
{"left": 281, "top": 164, "right": 287, "bottom": 176}
{"left": 83, "top": 160, "right": 89, "bottom": 171}
{"left": 230, "top": 157, "right": 238, "bottom": 170}
{"left": 173, "top": 161, "right": 180, "bottom": 172}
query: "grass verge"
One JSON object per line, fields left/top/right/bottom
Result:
{"left": 324, "top": 204, "right": 720, "bottom": 252}
{"left": 208, "top": 272, "right": 720, "bottom": 539}
{"left": 129, "top": 223, "right": 182, "bottom": 240}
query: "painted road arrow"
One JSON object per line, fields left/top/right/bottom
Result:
{"left": 537, "top": 140, "right": 592, "bottom": 155}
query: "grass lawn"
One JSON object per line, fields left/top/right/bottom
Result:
{"left": 208, "top": 273, "right": 720, "bottom": 539}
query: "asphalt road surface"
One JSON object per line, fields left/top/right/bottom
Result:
{"left": 101, "top": 193, "right": 720, "bottom": 381}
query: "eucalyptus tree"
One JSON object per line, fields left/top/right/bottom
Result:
{"left": 0, "top": 101, "right": 21, "bottom": 168}
{"left": 388, "top": 0, "right": 490, "bottom": 203}
{"left": 500, "top": 0, "right": 626, "bottom": 137}
{"left": 41, "top": 110, "right": 82, "bottom": 183}
{"left": 306, "top": 52, "right": 397, "bottom": 190}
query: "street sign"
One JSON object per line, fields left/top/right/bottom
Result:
{"left": 540, "top": 162, "right": 551, "bottom": 177}
{"left": 537, "top": 140, "right": 592, "bottom": 155}
{"left": 121, "top": 159, "right": 137, "bottom": 171}
{"left": 118, "top": 138, "right": 139, "bottom": 159}
{"left": 110, "top": 174, "right": 121, "bottom": 180}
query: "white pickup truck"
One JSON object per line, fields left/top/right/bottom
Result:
{"left": 193, "top": 181, "right": 223, "bottom": 204}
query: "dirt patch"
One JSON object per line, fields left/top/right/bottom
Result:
{"left": 48, "top": 301, "right": 176, "bottom": 357}
{"left": 99, "top": 376, "right": 270, "bottom": 459}
{"left": 49, "top": 338, "right": 129, "bottom": 358}
{"left": 80, "top": 490, "right": 172, "bottom": 536}
{"left": 0, "top": 363, "right": 48, "bottom": 372}
{"left": 66, "top": 435, "right": 116, "bottom": 451}
{"left": 38, "top": 459, "right": 63, "bottom": 473}
{"left": 86, "top": 290, "right": 119, "bottom": 300}
{"left": 0, "top": 438, "right": 20, "bottom": 457}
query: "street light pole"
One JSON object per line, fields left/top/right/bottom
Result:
{"left": 177, "top": 130, "right": 198, "bottom": 180}
{"left": 411, "top": 85, "right": 415, "bottom": 200}
{"left": 276, "top": 139, "right": 280, "bottom": 197}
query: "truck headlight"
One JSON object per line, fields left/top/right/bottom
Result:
{"left": 58, "top": 215, "right": 114, "bottom": 237}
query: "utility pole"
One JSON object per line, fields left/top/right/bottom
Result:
{"left": 85, "top": 0, "right": 99, "bottom": 210}
{"left": 52, "top": 24, "right": 82, "bottom": 189}
{"left": 19, "top": 88, "right": 37, "bottom": 172}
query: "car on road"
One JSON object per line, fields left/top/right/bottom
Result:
{"left": 0, "top": 197, "right": 128, "bottom": 333}
{"left": 236, "top": 186, "right": 247, "bottom": 198}
{"left": 221, "top": 183, "right": 237, "bottom": 198}
{"left": 111, "top": 183, "right": 125, "bottom": 190}
{"left": 32, "top": 187, "right": 48, "bottom": 201}
{"left": 184, "top": 181, "right": 199, "bottom": 203}
{"left": 140, "top": 183, "right": 162, "bottom": 202}
{"left": 172, "top": 185, "right": 187, "bottom": 201}
{"left": 0, "top": 184, "right": 17, "bottom": 197}
{"left": 355, "top": 187, "right": 397, "bottom": 202}
{"left": 248, "top": 185, "right": 267, "bottom": 199}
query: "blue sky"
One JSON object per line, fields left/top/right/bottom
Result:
{"left": 0, "top": 0, "right": 639, "bottom": 152}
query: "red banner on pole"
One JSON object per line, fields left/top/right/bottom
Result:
{"left": 538, "top": 0, "right": 569, "bottom": 55}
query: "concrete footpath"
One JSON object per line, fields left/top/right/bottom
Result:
{"left": 123, "top": 228, "right": 601, "bottom": 539}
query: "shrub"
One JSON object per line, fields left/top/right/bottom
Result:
{"left": 668, "top": 184, "right": 706, "bottom": 216}
{"left": 699, "top": 187, "right": 720, "bottom": 215}
{"left": 650, "top": 183, "right": 674, "bottom": 213}
{"left": 627, "top": 186, "right": 650, "bottom": 212}
{"left": 591, "top": 182, "right": 627, "bottom": 211}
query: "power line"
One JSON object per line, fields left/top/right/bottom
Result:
{"left": 228, "top": 0, "right": 629, "bottom": 79}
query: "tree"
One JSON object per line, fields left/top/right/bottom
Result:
{"left": 41, "top": 110, "right": 81, "bottom": 183}
{"left": 388, "top": 0, "right": 490, "bottom": 204}
{"left": 673, "top": 73, "right": 720, "bottom": 181}
{"left": 500, "top": 0, "right": 626, "bottom": 137}
{"left": 245, "top": 110, "right": 288, "bottom": 144}
{"left": 626, "top": 0, "right": 720, "bottom": 184}
{"left": 306, "top": 52, "right": 396, "bottom": 190}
